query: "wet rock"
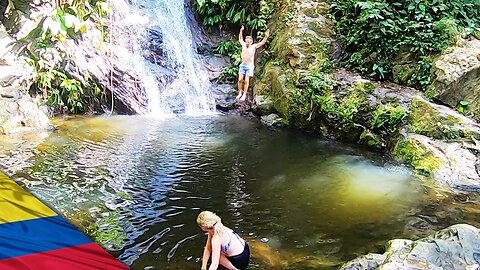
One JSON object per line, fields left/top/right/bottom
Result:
{"left": 252, "top": 95, "right": 275, "bottom": 116}
{"left": 143, "top": 26, "right": 167, "bottom": 66}
{"left": 212, "top": 83, "right": 236, "bottom": 112}
{"left": 340, "top": 224, "right": 480, "bottom": 270}
{"left": 204, "top": 54, "right": 230, "bottom": 81}
{"left": 260, "top": 114, "right": 284, "bottom": 127}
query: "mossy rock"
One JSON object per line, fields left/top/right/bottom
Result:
{"left": 408, "top": 97, "right": 480, "bottom": 140}
{"left": 255, "top": 61, "right": 296, "bottom": 117}
{"left": 303, "top": 7, "right": 320, "bottom": 18}
{"left": 307, "top": 21, "right": 332, "bottom": 38}
{"left": 352, "top": 81, "right": 375, "bottom": 95}
{"left": 409, "top": 98, "right": 457, "bottom": 138}
{"left": 392, "top": 63, "right": 417, "bottom": 85}
{"left": 358, "top": 129, "right": 385, "bottom": 150}
{"left": 301, "top": 2, "right": 329, "bottom": 18}
{"left": 393, "top": 138, "right": 443, "bottom": 175}
{"left": 391, "top": 47, "right": 417, "bottom": 84}
{"left": 336, "top": 123, "right": 364, "bottom": 143}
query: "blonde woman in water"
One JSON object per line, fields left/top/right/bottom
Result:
{"left": 197, "top": 211, "right": 250, "bottom": 270}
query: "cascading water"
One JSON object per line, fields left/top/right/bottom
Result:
{"left": 109, "top": 0, "right": 215, "bottom": 115}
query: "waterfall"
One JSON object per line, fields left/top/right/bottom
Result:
{"left": 109, "top": 0, "right": 215, "bottom": 116}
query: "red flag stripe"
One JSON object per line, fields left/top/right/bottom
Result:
{"left": 0, "top": 243, "right": 129, "bottom": 270}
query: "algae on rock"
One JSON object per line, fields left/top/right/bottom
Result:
{"left": 393, "top": 138, "right": 443, "bottom": 175}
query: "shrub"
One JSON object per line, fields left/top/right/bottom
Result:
{"left": 329, "top": 0, "right": 480, "bottom": 89}
{"left": 191, "top": 0, "right": 274, "bottom": 37}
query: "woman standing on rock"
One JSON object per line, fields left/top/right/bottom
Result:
{"left": 197, "top": 211, "right": 250, "bottom": 270}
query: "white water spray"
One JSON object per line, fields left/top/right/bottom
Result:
{"left": 109, "top": 0, "right": 215, "bottom": 116}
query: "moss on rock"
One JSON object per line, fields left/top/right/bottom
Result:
{"left": 392, "top": 63, "right": 417, "bottom": 85}
{"left": 359, "top": 129, "right": 384, "bottom": 150}
{"left": 393, "top": 139, "right": 443, "bottom": 175}
{"left": 409, "top": 97, "right": 461, "bottom": 140}
{"left": 255, "top": 61, "right": 297, "bottom": 117}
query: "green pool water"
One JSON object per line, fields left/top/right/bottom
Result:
{"left": 0, "top": 115, "right": 478, "bottom": 269}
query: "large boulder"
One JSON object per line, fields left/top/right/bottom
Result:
{"left": 0, "top": 88, "right": 53, "bottom": 134}
{"left": 428, "top": 38, "right": 480, "bottom": 120}
{"left": 340, "top": 224, "right": 480, "bottom": 270}
{"left": 393, "top": 134, "right": 480, "bottom": 191}
{"left": 392, "top": 96, "right": 480, "bottom": 190}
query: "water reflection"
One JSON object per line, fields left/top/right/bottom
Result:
{"left": 0, "top": 115, "right": 478, "bottom": 270}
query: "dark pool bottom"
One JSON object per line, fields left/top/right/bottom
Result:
{"left": 1, "top": 115, "right": 479, "bottom": 270}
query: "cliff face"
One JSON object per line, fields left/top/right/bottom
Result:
{"left": 253, "top": 0, "right": 480, "bottom": 190}
{"left": 254, "top": 0, "right": 334, "bottom": 117}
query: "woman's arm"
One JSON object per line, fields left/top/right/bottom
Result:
{"left": 208, "top": 236, "right": 222, "bottom": 270}
{"left": 201, "top": 234, "right": 212, "bottom": 270}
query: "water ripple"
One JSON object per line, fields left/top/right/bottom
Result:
{"left": 1, "top": 115, "right": 478, "bottom": 270}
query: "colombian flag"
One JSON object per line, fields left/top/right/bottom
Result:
{"left": 0, "top": 172, "right": 129, "bottom": 269}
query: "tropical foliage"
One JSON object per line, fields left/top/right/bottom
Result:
{"left": 5, "top": 0, "right": 109, "bottom": 113}
{"left": 191, "top": 0, "right": 274, "bottom": 37}
{"left": 330, "top": 0, "right": 480, "bottom": 89}
{"left": 215, "top": 40, "right": 241, "bottom": 82}
{"left": 192, "top": 0, "right": 275, "bottom": 82}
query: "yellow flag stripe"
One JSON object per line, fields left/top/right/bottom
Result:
{"left": 0, "top": 172, "right": 57, "bottom": 224}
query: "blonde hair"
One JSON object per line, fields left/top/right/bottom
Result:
{"left": 197, "top": 211, "right": 224, "bottom": 235}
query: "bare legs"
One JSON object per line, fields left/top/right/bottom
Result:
{"left": 236, "top": 74, "right": 245, "bottom": 100}
{"left": 236, "top": 74, "right": 250, "bottom": 102}
{"left": 240, "top": 76, "right": 250, "bottom": 101}
{"left": 219, "top": 253, "right": 239, "bottom": 270}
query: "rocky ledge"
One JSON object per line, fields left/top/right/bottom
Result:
{"left": 340, "top": 224, "right": 480, "bottom": 270}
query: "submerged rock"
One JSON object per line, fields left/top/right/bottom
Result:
{"left": 340, "top": 224, "right": 480, "bottom": 270}
{"left": 260, "top": 114, "right": 284, "bottom": 127}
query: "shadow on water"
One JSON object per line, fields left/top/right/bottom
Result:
{"left": 0, "top": 115, "right": 479, "bottom": 270}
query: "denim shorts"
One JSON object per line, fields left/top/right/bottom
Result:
{"left": 239, "top": 63, "right": 254, "bottom": 77}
